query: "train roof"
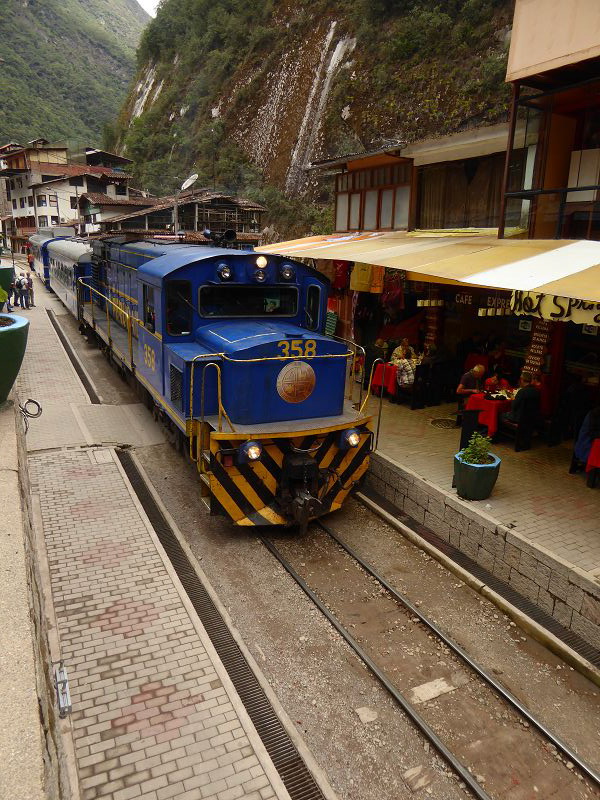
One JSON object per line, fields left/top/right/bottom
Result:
{"left": 137, "top": 247, "right": 257, "bottom": 284}
{"left": 29, "top": 233, "right": 55, "bottom": 246}
{"left": 47, "top": 237, "right": 93, "bottom": 262}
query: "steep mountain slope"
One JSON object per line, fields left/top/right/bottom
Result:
{"left": 113, "top": 0, "right": 513, "bottom": 235}
{"left": 0, "top": 0, "right": 149, "bottom": 144}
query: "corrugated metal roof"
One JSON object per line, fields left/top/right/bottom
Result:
{"left": 104, "top": 191, "right": 266, "bottom": 223}
{"left": 81, "top": 192, "right": 156, "bottom": 207}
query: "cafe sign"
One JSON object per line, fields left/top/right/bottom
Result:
{"left": 511, "top": 291, "right": 600, "bottom": 325}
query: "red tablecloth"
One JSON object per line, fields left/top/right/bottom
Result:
{"left": 465, "top": 392, "right": 512, "bottom": 437}
{"left": 586, "top": 438, "right": 600, "bottom": 472}
{"left": 371, "top": 362, "right": 398, "bottom": 395}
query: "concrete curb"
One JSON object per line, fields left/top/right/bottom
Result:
{"left": 357, "top": 491, "right": 600, "bottom": 688}
{"left": 125, "top": 449, "right": 341, "bottom": 800}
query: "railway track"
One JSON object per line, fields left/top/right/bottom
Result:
{"left": 259, "top": 519, "right": 600, "bottom": 800}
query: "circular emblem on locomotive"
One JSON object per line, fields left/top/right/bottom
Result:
{"left": 276, "top": 361, "right": 316, "bottom": 404}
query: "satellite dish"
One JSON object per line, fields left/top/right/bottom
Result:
{"left": 181, "top": 173, "right": 199, "bottom": 191}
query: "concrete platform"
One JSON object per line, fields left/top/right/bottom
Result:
{"left": 15, "top": 275, "right": 295, "bottom": 799}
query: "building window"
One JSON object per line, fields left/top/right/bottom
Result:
{"left": 28, "top": 195, "right": 33, "bottom": 207}
{"left": 380, "top": 189, "right": 394, "bottom": 229}
{"left": 37, "top": 194, "right": 47, "bottom": 207}
{"left": 70, "top": 196, "right": 78, "bottom": 209}
{"left": 115, "top": 184, "right": 127, "bottom": 196}
{"left": 19, "top": 197, "right": 25, "bottom": 208}
{"left": 363, "top": 190, "right": 378, "bottom": 230}
{"left": 16, "top": 178, "right": 22, "bottom": 188}
{"left": 37, "top": 215, "right": 48, "bottom": 227}
{"left": 143, "top": 284, "right": 156, "bottom": 333}
{"left": 335, "top": 193, "right": 349, "bottom": 231}
{"left": 9, "top": 180, "right": 14, "bottom": 190}
{"left": 49, "top": 195, "right": 58, "bottom": 207}
{"left": 50, "top": 216, "right": 59, "bottom": 225}
{"left": 165, "top": 280, "right": 192, "bottom": 335}
{"left": 305, "top": 285, "right": 321, "bottom": 331}
{"left": 12, "top": 199, "right": 16, "bottom": 210}
{"left": 69, "top": 176, "right": 84, "bottom": 187}
{"left": 394, "top": 186, "right": 410, "bottom": 229}
{"left": 349, "top": 192, "right": 361, "bottom": 229}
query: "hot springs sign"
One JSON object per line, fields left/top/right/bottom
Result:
{"left": 511, "top": 291, "right": 600, "bottom": 325}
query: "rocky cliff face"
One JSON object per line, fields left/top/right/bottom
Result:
{"left": 114, "top": 0, "right": 514, "bottom": 234}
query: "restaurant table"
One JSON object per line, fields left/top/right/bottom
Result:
{"left": 465, "top": 392, "right": 512, "bottom": 437}
{"left": 586, "top": 438, "right": 600, "bottom": 472}
{"left": 371, "top": 362, "right": 399, "bottom": 396}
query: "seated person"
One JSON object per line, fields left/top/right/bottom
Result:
{"left": 484, "top": 370, "right": 511, "bottom": 393}
{"left": 501, "top": 372, "right": 540, "bottom": 425}
{"left": 574, "top": 406, "right": 600, "bottom": 464}
{"left": 456, "top": 364, "right": 485, "bottom": 396}
{"left": 395, "top": 347, "right": 416, "bottom": 390}
{"left": 421, "top": 343, "right": 438, "bottom": 366}
{"left": 391, "top": 337, "right": 416, "bottom": 363}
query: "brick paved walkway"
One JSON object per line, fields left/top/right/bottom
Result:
{"left": 366, "top": 395, "right": 600, "bottom": 581}
{"left": 16, "top": 276, "right": 291, "bottom": 799}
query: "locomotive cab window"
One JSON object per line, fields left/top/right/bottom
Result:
{"left": 199, "top": 286, "right": 297, "bottom": 317}
{"left": 143, "top": 284, "right": 156, "bottom": 333}
{"left": 166, "top": 280, "right": 192, "bottom": 336}
{"left": 305, "top": 285, "right": 321, "bottom": 331}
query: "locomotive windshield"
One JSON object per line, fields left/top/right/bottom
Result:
{"left": 199, "top": 286, "right": 298, "bottom": 317}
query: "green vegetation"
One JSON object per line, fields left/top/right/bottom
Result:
{"left": 459, "top": 432, "right": 494, "bottom": 464}
{"left": 113, "top": 0, "right": 513, "bottom": 237}
{"left": 0, "top": 0, "right": 149, "bottom": 144}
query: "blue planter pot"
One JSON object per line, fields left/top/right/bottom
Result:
{"left": 0, "top": 313, "right": 29, "bottom": 404}
{"left": 453, "top": 452, "right": 501, "bottom": 501}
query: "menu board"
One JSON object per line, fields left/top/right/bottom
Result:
{"left": 524, "top": 318, "right": 551, "bottom": 373}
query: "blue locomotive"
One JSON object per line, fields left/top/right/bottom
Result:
{"left": 45, "top": 234, "right": 373, "bottom": 530}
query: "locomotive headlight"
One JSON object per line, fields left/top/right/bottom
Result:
{"left": 255, "top": 268, "right": 266, "bottom": 282}
{"left": 239, "top": 440, "right": 262, "bottom": 462}
{"left": 280, "top": 264, "right": 295, "bottom": 281}
{"left": 217, "top": 263, "right": 232, "bottom": 280}
{"left": 256, "top": 255, "right": 268, "bottom": 268}
{"left": 340, "top": 428, "right": 361, "bottom": 450}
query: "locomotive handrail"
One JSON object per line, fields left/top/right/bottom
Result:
{"left": 359, "top": 357, "right": 386, "bottom": 449}
{"left": 220, "top": 351, "right": 353, "bottom": 363}
{"left": 78, "top": 279, "right": 135, "bottom": 367}
{"left": 331, "top": 334, "right": 366, "bottom": 407}
{"left": 189, "top": 356, "right": 235, "bottom": 464}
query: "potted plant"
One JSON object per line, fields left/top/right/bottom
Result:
{"left": 454, "top": 431, "right": 501, "bottom": 501}
{"left": 0, "top": 313, "right": 29, "bottom": 405}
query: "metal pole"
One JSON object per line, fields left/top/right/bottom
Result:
{"left": 173, "top": 191, "right": 179, "bottom": 236}
{"left": 498, "top": 81, "right": 520, "bottom": 239}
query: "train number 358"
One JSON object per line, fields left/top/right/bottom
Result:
{"left": 143, "top": 344, "right": 156, "bottom": 371}
{"left": 277, "top": 339, "right": 316, "bottom": 358}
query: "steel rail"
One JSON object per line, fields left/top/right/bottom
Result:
{"left": 315, "top": 519, "right": 600, "bottom": 789}
{"left": 258, "top": 535, "right": 494, "bottom": 800}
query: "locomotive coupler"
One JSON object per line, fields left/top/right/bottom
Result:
{"left": 280, "top": 453, "right": 322, "bottom": 533}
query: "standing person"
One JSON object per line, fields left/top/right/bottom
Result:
{"left": 17, "top": 272, "right": 29, "bottom": 309}
{"left": 26, "top": 271, "right": 35, "bottom": 307}
{"left": 27, "top": 250, "right": 35, "bottom": 272}
{"left": 7, "top": 280, "right": 17, "bottom": 309}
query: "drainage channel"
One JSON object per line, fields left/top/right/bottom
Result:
{"left": 115, "top": 449, "right": 327, "bottom": 800}
{"left": 360, "top": 486, "right": 600, "bottom": 670}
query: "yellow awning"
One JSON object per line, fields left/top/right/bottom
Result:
{"left": 256, "top": 231, "right": 600, "bottom": 303}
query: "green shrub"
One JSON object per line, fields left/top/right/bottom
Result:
{"left": 459, "top": 432, "right": 494, "bottom": 465}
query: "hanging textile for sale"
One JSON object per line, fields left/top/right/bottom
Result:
{"left": 382, "top": 268, "right": 404, "bottom": 310}
{"left": 325, "top": 310, "right": 338, "bottom": 336}
{"left": 350, "top": 291, "right": 358, "bottom": 340}
{"left": 332, "top": 260, "right": 351, "bottom": 289}
{"left": 350, "top": 262, "right": 373, "bottom": 292}
{"left": 369, "top": 265, "right": 385, "bottom": 294}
